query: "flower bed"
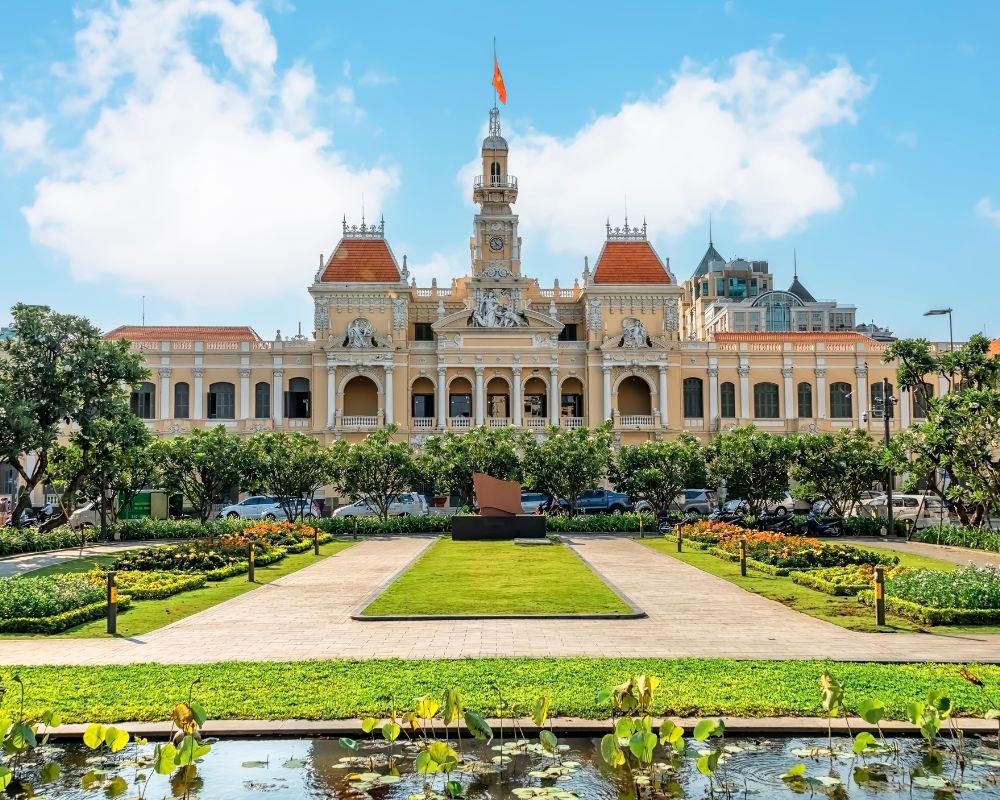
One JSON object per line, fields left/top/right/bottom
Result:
{"left": 887, "top": 565, "right": 1000, "bottom": 610}
{"left": 674, "top": 519, "right": 748, "bottom": 546}
{"left": 111, "top": 540, "right": 286, "bottom": 579}
{"left": 0, "top": 574, "right": 130, "bottom": 633}
{"left": 87, "top": 570, "right": 206, "bottom": 600}
{"left": 791, "top": 564, "right": 910, "bottom": 596}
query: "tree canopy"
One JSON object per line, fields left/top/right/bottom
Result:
{"left": 521, "top": 423, "right": 613, "bottom": 515}
{"left": 417, "top": 426, "right": 523, "bottom": 508}
{"left": 705, "top": 425, "right": 795, "bottom": 515}
{"left": 247, "top": 431, "right": 340, "bottom": 520}
{"left": 336, "top": 425, "right": 416, "bottom": 521}
{"left": 609, "top": 434, "right": 706, "bottom": 514}
{"left": 791, "top": 429, "right": 885, "bottom": 516}
{"left": 160, "top": 426, "right": 250, "bottom": 522}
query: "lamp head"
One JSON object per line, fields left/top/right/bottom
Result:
{"left": 924, "top": 308, "right": 952, "bottom": 317}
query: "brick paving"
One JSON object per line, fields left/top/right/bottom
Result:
{"left": 0, "top": 536, "right": 998, "bottom": 666}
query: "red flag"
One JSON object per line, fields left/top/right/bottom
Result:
{"left": 492, "top": 55, "right": 507, "bottom": 104}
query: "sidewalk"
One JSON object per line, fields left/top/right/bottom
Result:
{"left": 840, "top": 536, "right": 1000, "bottom": 567}
{"left": 0, "top": 540, "right": 175, "bottom": 577}
{"left": 0, "top": 536, "right": 997, "bottom": 666}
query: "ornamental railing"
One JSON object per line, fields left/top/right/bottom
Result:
{"left": 473, "top": 175, "right": 518, "bottom": 189}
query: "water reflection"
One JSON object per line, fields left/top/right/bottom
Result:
{"left": 12, "top": 734, "right": 1000, "bottom": 799}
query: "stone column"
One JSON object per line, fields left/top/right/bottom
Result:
{"left": 384, "top": 364, "right": 394, "bottom": 425}
{"left": 158, "top": 367, "right": 171, "bottom": 420}
{"left": 239, "top": 368, "right": 250, "bottom": 420}
{"left": 193, "top": 368, "right": 204, "bottom": 420}
{"left": 602, "top": 366, "right": 613, "bottom": 421}
{"left": 658, "top": 365, "right": 668, "bottom": 428}
{"left": 782, "top": 365, "right": 794, "bottom": 421}
{"left": 437, "top": 366, "right": 447, "bottom": 428}
{"left": 549, "top": 366, "right": 559, "bottom": 426}
{"left": 474, "top": 366, "right": 485, "bottom": 426}
{"left": 512, "top": 367, "right": 522, "bottom": 427}
{"left": 707, "top": 365, "right": 719, "bottom": 425}
{"left": 326, "top": 363, "right": 336, "bottom": 429}
{"left": 815, "top": 367, "right": 827, "bottom": 419}
{"left": 272, "top": 369, "right": 283, "bottom": 427}
{"left": 855, "top": 364, "right": 868, "bottom": 428}
{"left": 738, "top": 363, "right": 750, "bottom": 421}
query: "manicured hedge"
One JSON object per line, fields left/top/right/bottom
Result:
{"left": 89, "top": 570, "right": 206, "bottom": 600}
{"left": 791, "top": 569, "right": 868, "bottom": 596}
{"left": 0, "top": 526, "right": 83, "bottom": 556}
{"left": 857, "top": 590, "right": 1000, "bottom": 626}
{"left": 545, "top": 512, "right": 658, "bottom": 533}
{"left": 701, "top": 544, "right": 792, "bottom": 576}
{"left": 0, "top": 574, "right": 105, "bottom": 619}
{"left": 315, "top": 515, "right": 452, "bottom": 535}
{"left": 0, "top": 595, "right": 132, "bottom": 634}
{"left": 915, "top": 525, "right": 1000, "bottom": 553}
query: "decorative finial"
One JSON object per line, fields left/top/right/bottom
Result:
{"left": 489, "top": 106, "right": 501, "bottom": 138}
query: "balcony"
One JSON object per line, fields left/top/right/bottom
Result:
{"left": 561, "top": 417, "right": 585, "bottom": 428}
{"left": 525, "top": 417, "right": 547, "bottom": 429}
{"left": 449, "top": 417, "right": 472, "bottom": 430}
{"left": 411, "top": 417, "right": 436, "bottom": 430}
{"left": 618, "top": 415, "right": 655, "bottom": 428}
{"left": 473, "top": 175, "right": 518, "bottom": 189}
{"left": 287, "top": 419, "right": 310, "bottom": 428}
{"left": 487, "top": 417, "right": 511, "bottom": 427}
{"left": 341, "top": 415, "right": 379, "bottom": 428}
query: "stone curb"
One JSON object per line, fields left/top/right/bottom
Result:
{"left": 42, "top": 715, "right": 1000, "bottom": 739}
{"left": 350, "top": 536, "right": 647, "bottom": 621}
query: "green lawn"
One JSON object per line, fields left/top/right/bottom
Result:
{"left": 361, "top": 538, "right": 633, "bottom": 616}
{"left": 3, "top": 658, "right": 999, "bottom": 723}
{"left": 3, "top": 541, "right": 354, "bottom": 639}
{"left": 642, "top": 539, "right": 1000, "bottom": 635}
{"left": 22, "top": 553, "right": 119, "bottom": 576}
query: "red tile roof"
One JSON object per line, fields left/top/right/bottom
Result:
{"left": 320, "top": 239, "right": 400, "bottom": 282}
{"left": 592, "top": 241, "right": 671, "bottom": 284}
{"left": 714, "top": 332, "right": 877, "bottom": 344}
{"left": 105, "top": 325, "right": 261, "bottom": 342}
{"left": 990, "top": 338, "right": 1000, "bottom": 356}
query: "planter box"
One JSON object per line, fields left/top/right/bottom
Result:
{"left": 451, "top": 515, "right": 546, "bottom": 541}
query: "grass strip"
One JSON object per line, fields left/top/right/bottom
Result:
{"left": 362, "top": 538, "right": 632, "bottom": 616}
{"left": 3, "top": 658, "right": 1000, "bottom": 723}
{"left": 642, "top": 538, "right": 1000, "bottom": 635}
{"left": 1, "top": 541, "right": 354, "bottom": 639}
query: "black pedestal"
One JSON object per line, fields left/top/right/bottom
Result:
{"left": 451, "top": 515, "right": 547, "bottom": 541}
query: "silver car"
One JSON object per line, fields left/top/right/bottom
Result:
{"left": 332, "top": 492, "right": 428, "bottom": 518}
{"left": 219, "top": 496, "right": 317, "bottom": 520}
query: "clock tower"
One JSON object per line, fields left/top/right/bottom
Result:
{"left": 470, "top": 107, "right": 521, "bottom": 281}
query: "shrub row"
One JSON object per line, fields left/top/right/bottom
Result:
{"left": 915, "top": 525, "right": 1000, "bottom": 553}
{"left": 0, "top": 574, "right": 105, "bottom": 619}
{"left": 791, "top": 569, "right": 868, "bottom": 596}
{"left": 87, "top": 570, "right": 207, "bottom": 600}
{"left": 886, "top": 565, "right": 1000, "bottom": 611}
{"left": 857, "top": 590, "right": 1000, "bottom": 627}
{"left": 0, "top": 595, "right": 132, "bottom": 634}
{"left": 0, "top": 526, "right": 84, "bottom": 556}
{"left": 703, "top": 544, "right": 791, "bottom": 576}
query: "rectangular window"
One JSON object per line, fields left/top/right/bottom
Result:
{"left": 715, "top": 278, "right": 725, "bottom": 295}
{"left": 413, "top": 322, "right": 435, "bottom": 341}
{"left": 701, "top": 281, "right": 709, "bottom": 297}
{"left": 750, "top": 278, "right": 758, "bottom": 297}
{"left": 561, "top": 393, "right": 583, "bottom": 417}
{"left": 130, "top": 385, "right": 155, "bottom": 419}
{"left": 524, "top": 394, "right": 547, "bottom": 417}
{"left": 733, "top": 314, "right": 746, "bottom": 333}
{"left": 449, "top": 394, "right": 471, "bottom": 418}
{"left": 557, "top": 324, "right": 578, "bottom": 341}
{"left": 412, "top": 394, "right": 434, "bottom": 418}
{"left": 729, "top": 278, "right": 747, "bottom": 298}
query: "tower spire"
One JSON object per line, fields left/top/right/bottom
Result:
{"left": 709, "top": 214, "right": 713, "bottom": 246}
{"left": 793, "top": 248, "right": 798, "bottom": 279}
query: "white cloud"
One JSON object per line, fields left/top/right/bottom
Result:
{"left": 460, "top": 49, "right": 870, "bottom": 251}
{"left": 405, "top": 250, "right": 466, "bottom": 286}
{"left": 976, "top": 197, "right": 1000, "bottom": 227}
{"left": 359, "top": 70, "right": 397, "bottom": 88}
{"left": 849, "top": 161, "right": 878, "bottom": 176}
{"left": 0, "top": 116, "right": 50, "bottom": 166}
{"left": 17, "top": 0, "right": 397, "bottom": 306}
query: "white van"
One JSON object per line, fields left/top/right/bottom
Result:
{"left": 858, "top": 494, "right": 957, "bottom": 530}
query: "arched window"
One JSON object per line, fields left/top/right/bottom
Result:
{"left": 173, "top": 382, "right": 189, "bottom": 419}
{"left": 683, "top": 377, "right": 704, "bottom": 418}
{"left": 490, "top": 161, "right": 501, "bottom": 185}
{"left": 753, "top": 382, "right": 780, "bottom": 419}
{"left": 130, "top": 382, "right": 156, "bottom": 419}
{"left": 719, "top": 382, "right": 736, "bottom": 419}
{"left": 912, "top": 382, "right": 934, "bottom": 419}
{"left": 284, "top": 377, "right": 311, "bottom": 419}
{"left": 207, "top": 382, "right": 235, "bottom": 420}
{"left": 797, "top": 382, "right": 813, "bottom": 419}
{"left": 254, "top": 382, "right": 270, "bottom": 419}
{"left": 870, "top": 381, "right": 894, "bottom": 419}
{"left": 830, "top": 382, "right": 852, "bottom": 419}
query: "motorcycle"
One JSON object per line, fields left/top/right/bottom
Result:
{"left": 657, "top": 510, "right": 699, "bottom": 534}
{"left": 805, "top": 511, "right": 843, "bottom": 537}
{"left": 755, "top": 509, "right": 796, "bottom": 533}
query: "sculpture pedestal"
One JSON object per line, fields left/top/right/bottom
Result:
{"left": 451, "top": 515, "right": 547, "bottom": 541}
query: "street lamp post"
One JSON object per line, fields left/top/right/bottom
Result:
{"left": 923, "top": 308, "right": 954, "bottom": 352}
{"left": 881, "top": 376, "right": 897, "bottom": 536}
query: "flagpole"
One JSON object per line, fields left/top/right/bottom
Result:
{"left": 493, "top": 36, "right": 497, "bottom": 110}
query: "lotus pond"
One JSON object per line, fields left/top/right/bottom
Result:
{"left": 11, "top": 732, "right": 1000, "bottom": 799}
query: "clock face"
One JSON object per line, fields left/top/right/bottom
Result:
{"left": 488, "top": 236, "right": 504, "bottom": 252}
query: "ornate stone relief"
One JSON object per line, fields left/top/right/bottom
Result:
{"left": 469, "top": 288, "right": 526, "bottom": 328}
{"left": 392, "top": 296, "right": 407, "bottom": 330}
{"left": 314, "top": 298, "right": 329, "bottom": 332}
{"left": 346, "top": 317, "right": 376, "bottom": 347}
{"left": 664, "top": 298, "right": 680, "bottom": 332}
{"left": 481, "top": 263, "right": 515, "bottom": 280}
{"left": 621, "top": 317, "right": 649, "bottom": 348}
{"left": 585, "top": 298, "right": 602, "bottom": 332}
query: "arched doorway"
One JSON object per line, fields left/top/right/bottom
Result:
{"left": 560, "top": 377, "right": 584, "bottom": 424}
{"left": 617, "top": 375, "right": 652, "bottom": 417}
{"left": 411, "top": 377, "right": 435, "bottom": 428}
{"left": 486, "top": 376, "right": 510, "bottom": 423}
{"left": 523, "top": 376, "right": 548, "bottom": 427}
{"left": 342, "top": 375, "right": 379, "bottom": 422}
{"left": 448, "top": 377, "right": 473, "bottom": 425}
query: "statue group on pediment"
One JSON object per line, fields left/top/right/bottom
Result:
{"left": 469, "top": 288, "right": 526, "bottom": 328}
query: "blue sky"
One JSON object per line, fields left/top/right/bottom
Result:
{"left": 1, "top": 0, "right": 998, "bottom": 342}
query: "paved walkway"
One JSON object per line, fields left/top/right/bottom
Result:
{"left": 0, "top": 541, "right": 171, "bottom": 577}
{"left": 841, "top": 537, "right": 1000, "bottom": 568}
{"left": 1, "top": 536, "right": 998, "bottom": 666}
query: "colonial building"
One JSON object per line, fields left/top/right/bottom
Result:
{"left": 107, "top": 106, "right": 949, "bottom": 452}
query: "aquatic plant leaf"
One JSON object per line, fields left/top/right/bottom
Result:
{"left": 282, "top": 759, "right": 307, "bottom": 769}
{"left": 634, "top": 675, "right": 660, "bottom": 708}
{"left": 39, "top": 762, "right": 60, "bottom": 782}
{"left": 0, "top": 767, "right": 11, "bottom": 791}
{"left": 190, "top": 701, "right": 208, "bottom": 727}
{"left": 819, "top": 671, "right": 843, "bottom": 716}
{"left": 539, "top": 729, "right": 558, "bottom": 753}
{"left": 628, "top": 731, "right": 657, "bottom": 764}
{"left": 104, "top": 775, "right": 128, "bottom": 797}
{"left": 339, "top": 737, "right": 358, "bottom": 750}
{"left": 382, "top": 722, "right": 401, "bottom": 742}
{"left": 696, "top": 751, "right": 720, "bottom": 776}
{"left": 82, "top": 723, "right": 105, "bottom": 750}
{"left": 240, "top": 759, "right": 269, "bottom": 768}
{"left": 532, "top": 695, "right": 552, "bottom": 728}
{"left": 464, "top": 711, "right": 493, "bottom": 742}
{"left": 104, "top": 726, "right": 129, "bottom": 753}
{"left": 361, "top": 717, "right": 378, "bottom": 734}
{"left": 693, "top": 719, "right": 723, "bottom": 741}
{"left": 782, "top": 764, "right": 806, "bottom": 779}
{"left": 599, "top": 733, "right": 625, "bottom": 767}
{"left": 856, "top": 699, "right": 884, "bottom": 725}
{"left": 154, "top": 744, "right": 178, "bottom": 775}
{"left": 415, "top": 696, "right": 441, "bottom": 720}
{"left": 852, "top": 732, "right": 877, "bottom": 755}
{"left": 172, "top": 703, "right": 195, "bottom": 734}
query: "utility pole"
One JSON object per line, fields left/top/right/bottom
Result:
{"left": 882, "top": 376, "right": 894, "bottom": 536}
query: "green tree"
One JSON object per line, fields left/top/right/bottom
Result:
{"left": 884, "top": 334, "right": 1000, "bottom": 524}
{"left": 521, "top": 423, "right": 613, "bottom": 515}
{"left": 0, "top": 304, "right": 147, "bottom": 527}
{"left": 247, "top": 432, "right": 339, "bottom": 520}
{"left": 791, "top": 429, "right": 885, "bottom": 517}
{"left": 160, "top": 426, "right": 250, "bottom": 522}
{"left": 337, "top": 425, "right": 416, "bottom": 521}
{"left": 609, "top": 434, "right": 706, "bottom": 514}
{"left": 705, "top": 425, "right": 796, "bottom": 515}
{"left": 417, "top": 426, "right": 523, "bottom": 509}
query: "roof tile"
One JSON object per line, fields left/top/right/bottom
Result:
{"left": 105, "top": 325, "right": 261, "bottom": 342}
{"left": 321, "top": 239, "right": 400, "bottom": 282}
{"left": 592, "top": 241, "right": 671, "bottom": 285}
{"left": 714, "top": 332, "right": 877, "bottom": 344}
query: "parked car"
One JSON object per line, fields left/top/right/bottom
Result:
{"left": 715, "top": 492, "right": 809, "bottom": 517}
{"left": 573, "top": 488, "right": 634, "bottom": 515}
{"left": 812, "top": 491, "right": 885, "bottom": 517}
{"left": 857, "top": 494, "right": 957, "bottom": 530}
{"left": 671, "top": 489, "right": 716, "bottom": 515}
{"left": 332, "top": 492, "right": 428, "bottom": 518}
{"left": 520, "top": 492, "right": 551, "bottom": 514}
{"left": 69, "top": 500, "right": 106, "bottom": 530}
{"left": 218, "top": 495, "right": 319, "bottom": 520}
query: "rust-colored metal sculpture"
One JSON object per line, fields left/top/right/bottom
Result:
{"left": 473, "top": 472, "right": 522, "bottom": 516}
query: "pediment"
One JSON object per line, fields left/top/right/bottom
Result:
{"left": 431, "top": 308, "right": 564, "bottom": 333}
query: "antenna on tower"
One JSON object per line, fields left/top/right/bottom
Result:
{"left": 361, "top": 193, "right": 365, "bottom": 226}
{"left": 793, "top": 248, "right": 798, "bottom": 279}
{"left": 141, "top": 295, "right": 145, "bottom": 326}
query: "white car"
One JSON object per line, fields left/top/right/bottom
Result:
{"left": 812, "top": 491, "right": 886, "bottom": 517}
{"left": 69, "top": 501, "right": 104, "bottom": 530}
{"left": 219, "top": 496, "right": 318, "bottom": 520}
{"left": 332, "top": 492, "right": 428, "bottom": 518}
{"left": 857, "top": 494, "right": 957, "bottom": 530}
